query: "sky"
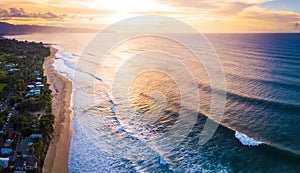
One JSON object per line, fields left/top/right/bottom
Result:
{"left": 0, "top": 0, "right": 300, "bottom": 33}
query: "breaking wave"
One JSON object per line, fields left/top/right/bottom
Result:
{"left": 235, "top": 131, "right": 264, "bottom": 146}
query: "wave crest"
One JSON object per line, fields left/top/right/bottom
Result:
{"left": 235, "top": 131, "right": 263, "bottom": 146}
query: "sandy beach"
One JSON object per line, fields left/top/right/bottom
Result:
{"left": 42, "top": 46, "right": 73, "bottom": 173}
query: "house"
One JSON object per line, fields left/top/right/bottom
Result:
{"left": 33, "top": 90, "right": 40, "bottom": 95}
{"left": 13, "top": 156, "right": 35, "bottom": 171}
{"left": 15, "top": 139, "right": 33, "bottom": 157}
{"left": 0, "top": 157, "right": 9, "bottom": 168}
{"left": 24, "top": 93, "right": 32, "bottom": 98}
{"left": 27, "top": 85, "right": 34, "bottom": 89}
{"left": 33, "top": 70, "right": 40, "bottom": 76}
{"left": 8, "top": 68, "right": 19, "bottom": 73}
{"left": 30, "top": 134, "right": 42, "bottom": 139}
{"left": 0, "top": 148, "right": 13, "bottom": 155}
{"left": 36, "top": 77, "right": 42, "bottom": 81}
{"left": 29, "top": 89, "right": 40, "bottom": 95}
{"left": 12, "top": 138, "right": 37, "bottom": 171}
{"left": 36, "top": 84, "right": 44, "bottom": 89}
{"left": 5, "top": 63, "right": 16, "bottom": 68}
{"left": 18, "top": 55, "right": 26, "bottom": 59}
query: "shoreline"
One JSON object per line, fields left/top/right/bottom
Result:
{"left": 42, "top": 46, "right": 73, "bottom": 173}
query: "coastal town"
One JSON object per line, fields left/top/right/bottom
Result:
{"left": 0, "top": 38, "right": 53, "bottom": 173}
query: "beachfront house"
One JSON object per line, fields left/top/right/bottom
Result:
{"left": 36, "top": 84, "right": 44, "bottom": 89}
{"left": 29, "top": 89, "right": 41, "bottom": 96}
{"left": 26, "top": 82, "right": 42, "bottom": 97}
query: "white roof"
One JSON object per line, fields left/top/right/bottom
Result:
{"left": 0, "top": 157, "right": 9, "bottom": 168}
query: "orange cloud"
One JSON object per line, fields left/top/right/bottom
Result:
{"left": 0, "top": 0, "right": 299, "bottom": 32}
{"left": 240, "top": 6, "right": 300, "bottom": 22}
{"left": 0, "top": 7, "right": 67, "bottom": 19}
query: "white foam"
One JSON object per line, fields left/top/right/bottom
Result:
{"left": 52, "top": 50, "right": 77, "bottom": 80}
{"left": 160, "top": 157, "right": 167, "bottom": 165}
{"left": 235, "top": 131, "right": 263, "bottom": 146}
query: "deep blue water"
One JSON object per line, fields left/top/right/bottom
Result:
{"left": 69, "top": 33, "right": 300, "bottom": 172}
{"left": 8, "top": 33, "right": 300, "bottom": 172}
{"left": 201, "top": 33, "right": 300, "bottom": 172}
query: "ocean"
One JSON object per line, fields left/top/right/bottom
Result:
{"left": 7, "top": 33, "right": 300, "bottom": 172}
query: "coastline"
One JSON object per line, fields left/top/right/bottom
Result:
{"left": 42, "top": 46, "right": 73, "bottom": 173}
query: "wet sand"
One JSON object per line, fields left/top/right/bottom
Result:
{"left": 43, "top": 46, "right": 73, "bottom": 173}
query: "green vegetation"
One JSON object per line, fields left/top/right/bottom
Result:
{"left": 29, "top": 138, "right": 43, "bottom": 161}
{"left": 0, "top": 38, "right": 54, "bottom": 172}
{"left": 39, "top": 113, "right": 55, "bottom": 135}
{"left": 0, "top": 111, "right": 8, "bottom": 129}
{"left": 0, "top": 83, "right": 8, "bottom": 102}
{"left": 10, "top": 112, "right": 39, "bottom": 136}
{"left": 0, "top": 83, "right": 7, "bottom": 92}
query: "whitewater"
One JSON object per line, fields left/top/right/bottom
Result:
{"left": 6, "top": 33, "right": 300, "bottom": 172}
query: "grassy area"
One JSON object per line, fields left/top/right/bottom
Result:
{"left": 0, "top": 83, "right": 7, "bottom": 92}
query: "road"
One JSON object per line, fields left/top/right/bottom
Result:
{"left": 0, "top": 90, "right": 13, "bottom": 112}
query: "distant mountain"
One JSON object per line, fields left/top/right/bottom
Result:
{"left": 0, "top": 22, "right": 97, "bottom": 35}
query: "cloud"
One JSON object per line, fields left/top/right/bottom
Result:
{"left": 0, "top": 0, "right": 299, "bottom": 32}
{"left": 0, "top": 7, "right": 67, "bottom": 19}
{"left": 240, "top": 6, "right": 300, "bottom": 22}
{"left": 157, "top": 0, "right": 271, "bottom": 15}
